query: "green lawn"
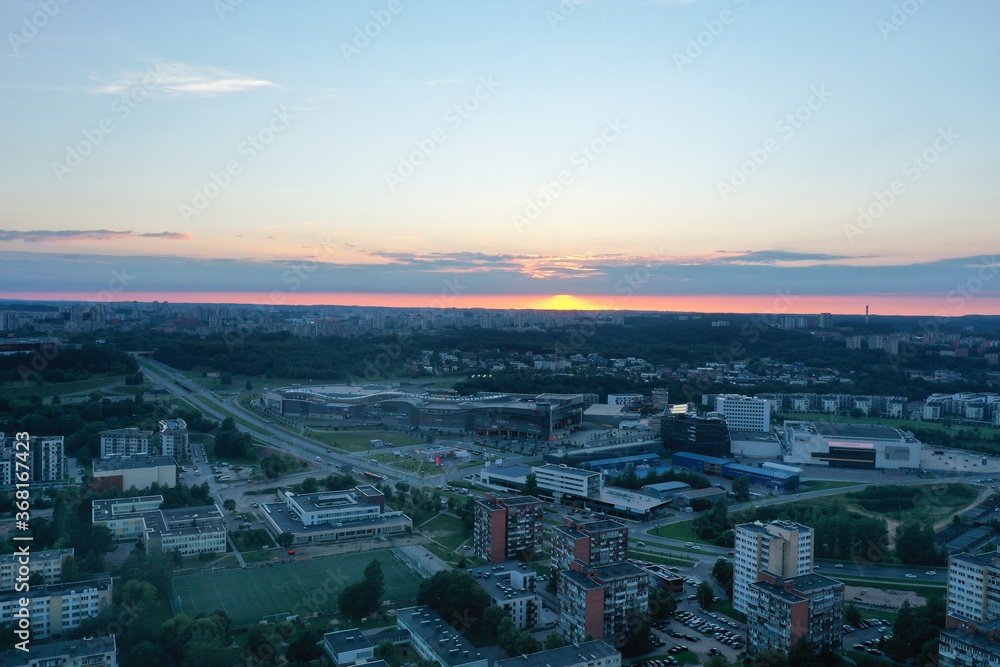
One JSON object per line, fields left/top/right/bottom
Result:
{"left": 650, "top": 521, "right": 714, "bottom": 546}
{"left": 171, "top": 549, "right": 421, "bottom": 626}
{"left": 628, "top": 548, "right": 697, "bottom": 567}
{"left": 0, "top": 374, "right": 125, "bottom": 399}
{"left": 789, "top": 480, "right": 864, "bottom": 494}
{"left": 420, "top": 513, "right": 469, "bottom": 551}
{"left": 308, "top": 430, "right": 426, "bottom": 452}
{"left": 834, "top": 575, "right": 944, "bottom": 599}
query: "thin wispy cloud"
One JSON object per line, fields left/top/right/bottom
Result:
{"left": 90, "top": 62, "right": 279, "bottom": 97}
{"left": 0, "top": 229, "right": 190, "bottom": 242}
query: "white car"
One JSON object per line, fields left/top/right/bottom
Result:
{"left": 905, "top": 574, "right": 917, "bottom": 579}
{"left": 925, "top": 570, "right": 937, "bottom": 576}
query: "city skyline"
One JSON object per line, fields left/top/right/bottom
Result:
{"left": 2, "top": 1, "right": 998, "bottom": 314}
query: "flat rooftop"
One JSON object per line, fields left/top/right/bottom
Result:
{"left": 591, "top": 562, "right": 648, "bottom": 582}
{"left": 751, "top": 579, "right": 804, "bottom": 604}
{"left": 534, "top": 464, "right": 600, "bottom": 478}
{"left": 323, "top": 628, "right": 373, "bottom": 655}
{"left": 92, "top": 495, "right": 164, "bottom": 522}
{"left": 810, "top": 422, "right": 902, "bottom": 440}
{"left": 495, "top": 640, "right": 619, "bottom": 667}
{"left": 397, "top": 606, "right": 485, "bottom": 667}
{"left": 93, "top": 455, "right": 176, "bottom": 471}
{"left": 482, "top": 464, "right": 532, "bottom": 480}
{"left": 0, "top": 635, "right": 116, "bottom": 666}
{"left": 787, "top": 572, "right": 843, "bottom": 592}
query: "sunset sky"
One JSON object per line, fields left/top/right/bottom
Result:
{"left": 2, "top": 0, "right": 998, "bottom": 314}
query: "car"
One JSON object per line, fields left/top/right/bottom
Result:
{"left": 926, "top": 570, "right": 937, "bottom": 576}
{"left": 852, "top": 645, "right": 865, "bottom": 651}
{"left": 636, "top": 541, "right": 646, "bottom": 547}
{"left": 834, "top": 563, "right": 844, "bottom": 568}
{"left": 692, "top": 545, "right": 701, "bottom": 550}
{"left": 905, "top": 573, "right": 917, "bottom": 579}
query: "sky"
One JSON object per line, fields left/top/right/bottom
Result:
{"left": 1, "top": 0, "right": 999, "bottom": 315}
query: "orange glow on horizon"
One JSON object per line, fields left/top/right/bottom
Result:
{"left": 5, "top": 291, "right": 1000, "bottom": 316}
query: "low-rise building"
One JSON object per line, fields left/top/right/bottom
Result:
{"left": 261, "top": 487, "right": 411, "bottom": 545}
{"left": 470, "top": 561, "right": 539, "bottom": 630}
{"left": 322, "top": 629, "right": 374, "bottom": 665}
{"left": 495, "top": 640, "right": 620, "bottom": 667}
{"left": 91, "top": 496, "right": 226, "bottom": 556}
{"left": 92, "top": 455, "right": 177, "bottom": 491}
{"left": 396, "top": 606, "right": 488, "bottom": 667}
{"left": 0, "top": 635, "right": 117, "bottom": 667}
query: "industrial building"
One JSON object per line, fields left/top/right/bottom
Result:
{"left": 670, "top": 452, "right": 799, "bottom": 490}
{"left": 92, "top": 455, "right": 177, "bottom": 491}
{"left": 479, "top": 463, "right": 668, "bottom": 520}
{"left": 639, "top": 481, "right": 691, "bottom": 500}
{"left": 783, "top": 420, "right": 921, "bottom": 469}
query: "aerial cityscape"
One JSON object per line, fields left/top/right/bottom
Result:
{"left": 2, "top": 1, "right": 999, "bottom": 667}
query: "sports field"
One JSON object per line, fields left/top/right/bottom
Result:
{"left": 171, "top": 549, "right": 421, "bottom": 626}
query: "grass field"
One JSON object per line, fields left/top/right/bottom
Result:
{"left": 0, "top": 374, "right": 125, "bottom": 398}
{"left": 420, "top": 513, "right": 469, "bottom": 551}
{"left": 308, "top": 429, "right": 426, "bottom": 452}
{"left": 171, "top": 549, "right": 421, "bottom": 626}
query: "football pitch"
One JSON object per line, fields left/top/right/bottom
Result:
{"left": 171, "top": 550, "right": 421, "bottom": 626}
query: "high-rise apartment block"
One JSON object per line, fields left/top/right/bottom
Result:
{"left": 99, "top": 428, "right": 153, "bottom": 458}
{"left": 733, "top": 520, "right": 814, "bottom": 615}
{"left": 551, "top": 516, "right": 629, "bottom": 573}
{"left": 746, "top": 572, "right": 843, "bottom": 656}
{"left": 473, "top": 493, "right": 544, "bottom": 563}
{"left": 558, "top": 563, "right": 649, "bottom": 644}
{"left": 158, "top": 418, "right": 190, "bottom": 459}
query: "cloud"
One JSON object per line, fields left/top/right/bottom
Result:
{"left": 713, "top": 250, "right": 861, "bottom": 265}
{"left": 90, "top": 62, "right": 279, "bottom": 97}
{"left": 0, "top": 229, "right": 190, "bottom": 242}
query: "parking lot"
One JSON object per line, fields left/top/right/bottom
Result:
{"left": 842, "top": 618, "right": 893, "bottom": 658}
{"left": 639, "top": 604, "right": 746, "bottom": 665}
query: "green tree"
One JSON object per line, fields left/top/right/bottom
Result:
{"left": 649, "top": 588, "right": 677, "bottom": 620}
{"left": 223, "top": 499, "right": 236, "bottom": 513}
{"left": 696, "top": 581, "right": 715, "bottom": 609}
{"left": 844, "top": 604, "right": 862, "bottom": 627}
{"left": 711, "top": 559, "right": 734, "bottom": 596}
{"left": 375, "top": 639, "right": 399, "bottom": 667}
{"left": 544, "top": 631, "right": 568, "bottom": 651}
{"left": 286, "top": 629, "right": 323, "bottom": 665}
{"left": 523, "top": 473, "right": 539, "bottom": 498}
{"left": 277, "top": 532, "right": 295, "bottom": 548}
{"left": 731, "top": 475, "right": 751, "bottom": 501}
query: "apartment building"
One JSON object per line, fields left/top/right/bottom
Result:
{"left": 99, "top": 428, "right": 153, "bottom": 459}
{"left": 733, "top": 520, "right": 814, "bottom": 614}
{"left": 0, "top": 635, "right": 117, "bottom": 667}
{"left": 940, "top": 620, "right": 1000, "bottom": 667}
{"left": 158, "top": 418, "right": 189, "bottom": 459}
{"left": 396, "top": 606, "right": 488, "bottom": 667}
{"left": 470, "top": 562, "right": 539, "bottom": 630}
{"left": 473, "top": 493, "right": 544, "bottom": 563}
{"left": 0, "top": 436, "right": 66, "bottom": 486}
{"left": 746, "top": 572, "right": 843, "bottom": 656}
{"left": 0, "top": 578, "right": 112, "bottom": 639}
{"left": 551, "top": 516, "right": 629, "bottom": 572}
{"left": 558, "top": 562, "right": 649, "bottom": 644}
{"left": 0, "top": 548, "right": 74, "bottom": 591}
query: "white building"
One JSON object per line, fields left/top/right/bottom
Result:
{"left": 783, "top": 420, "right": 921, "bottom": 470}
{"left": 0, "top": 578, "right": 112, "bottom": 639}
{"left": 607, "top": 394, "right": 643, "bottom": 408}
{"left": 733, "top": 520, "right": 814, "bottom": 615}
{"left": 158, "top": 418, "right": 190, "bottom": 459}
{"left": 470, "top": 561, "right": 539, "bottom": 629}
{"left": 0, "top": 548, "right": 74, "bottom": 591}
{"left": 92, "top": 456, "right": 177, "bottom": 491}
{"left": 495, "top": 640, "right": 620, "bottom": 667}
{"left": 99, "top": 428, "right": 153, "bottom": 459}
{"left": 531, "top": 464, "right": 602, "bottom": 499}
{"left": 397, "top": 606, "right": 488, "bottom": 667}
{"left": 716, "top": 395, "right": 771, "bottom": 432}
{"left": 322, "top": 629, "right": 374, "bottom": 665}
{"left": 91, "top": 496, "right": 226, "bottom": 556}
{"left": 0, "top": 634, "right": 118, "bottom": 667}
